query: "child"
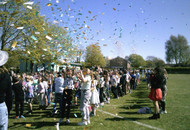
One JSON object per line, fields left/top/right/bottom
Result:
{"left": 90, "top": 74, "right": 99, "bottom": 116}
{"left": 25, "top": 76, "right": 34, "bottom": 114}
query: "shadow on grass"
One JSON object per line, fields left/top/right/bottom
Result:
{"left": 105, "top": 117, "right": 149, "bottom": 121}
{"left": 9, "top": 121, "right": 79, "bottom": 129}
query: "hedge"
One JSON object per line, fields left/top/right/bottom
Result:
{"left": 165, "top": 67, "right": 190, "bottom": 74}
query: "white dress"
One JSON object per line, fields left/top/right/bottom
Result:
{"left": 90, "top": 80, "right": 100, "bottom": 105}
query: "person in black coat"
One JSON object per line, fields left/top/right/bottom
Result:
{"left": 0, "top": 50, "right": 12, "bottom": 130}
{"left": 12, "top": 76, "right": 25, "bottom": 119}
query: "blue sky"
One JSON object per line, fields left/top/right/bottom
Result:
{"left": 34, "top": 0, "right": 190, "bottom": 62}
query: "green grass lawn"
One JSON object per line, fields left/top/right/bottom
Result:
{"left": 8, "top": 74, "right": 190, "bottom": 130}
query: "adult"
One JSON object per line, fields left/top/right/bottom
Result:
{"left": 78, "top": 68, "right": 92, "bottom": 126}
{"left": 148, "top": 67, "right": 166, "bottom": 119}
{"left": 52, "top": 72, "right": 64, "bottom": 116}
{"left": 130, "top": 71, "right": 136, "bottom": 90}
{"left": 160, "top": 69, "right": 168, "bottom": 114}
{"left": 110, "top": 71, "right": 119, "bottom": 99}
{"left": 38, "top": 77, "right": 46, "bottom": 110}
{"left": 12, "top": 76, "right": 25, "bottom": 119}
{"left": 59, "top": 69, "right": 74, "bottom": 124}
{"left": 104, "top": 70, "right": 110, "bottom": 103}
{"left": 0, "top": 50, "right": 12, "bottom": 130}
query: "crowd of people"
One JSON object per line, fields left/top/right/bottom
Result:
{"left": 0, "top": 50, "right": 168, "bottom": 129}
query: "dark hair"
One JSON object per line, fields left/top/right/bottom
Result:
{"left": 13, "top": 76, "right": 19, "bottom": 83}
{"left": 154, "top": 67, "right": 164, "bottom": 77}
{"left": 57, "top": 72, "right": 62, "bottom": 77}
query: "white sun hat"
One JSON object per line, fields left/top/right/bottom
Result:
{"left": 0, "top": 50, "right": 9, "bottom": 66}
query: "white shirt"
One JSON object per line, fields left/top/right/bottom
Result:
{"left": 55, "top": 77, "right": 64, "bottom": 93}
{"left": 81, "top": 75, "right": 91, "bottom": 90}
{"left": 43, "top": 81, "right": 48, "bottom": 91}
{"left": 126, "top": 73, "right": 131, "bottom": 83}
{"left": 99, "top": 77, "right": 105, "bottom": 88}
{"left": 110, "top": 75, "right": 119, "bottom": 86}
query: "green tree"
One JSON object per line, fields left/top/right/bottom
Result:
{"left": 1, "top": 0, "right": 78, "bottom": 68}
{"left": 146, "top": 60, "right": 154, "bottom": 68}
{"left": 128, "top": 54, "right": 146, "bottom": 68}
{"left": 165, "top": 35, "right": 189, "bottom": 65}
{"left": 85, "top": 43, "right": 106, "bottom": 67}
{"left": 146, "top": 56, "right": 165, "bottom": 67}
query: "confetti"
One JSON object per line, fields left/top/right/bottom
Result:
{"left": 56, "top": 0, "right": 59, "bottom": 3}
{"left": 102, "top": 12, "right": 105, "bottom": 15}
{"left": 88, "top": 11, "right": 91, "bottom": 14}
{"left": 46, "top": 3, "right": 52, "bottom": 6}
{"left": 26, "top": 6, "right": 32, "bottom": 10}
{"left": 23, "top": 2, "right": 34, "bottom": 5}
{"left": 26, "top": 124, "right": 31, "bottom": 127}
{"left": 78, "top": 13, "right": 82, "bottom": 15}
{"left": 27, "top": 51, "right": 31, "bottom": 55}
{"left": 113, "top": 8, "right": 116, "bottom": 11}
{"left": 12, "top": 41, "right": 17, "bottom": 48}
{"left": 46, "top": 35, "right": 52, "bottom": 40}
{"left": 16, "top": 27, "right": 24, "bottom": 29}
{"left": 53, "top": 20, "right": 59, "bottom": 24}
{"left": 35, "top": 32, "right": 40, "bottom": 34}
{"left": 31, "top": 35, "right": 37, "bottom": 40}
{"left": 74, "top": 113, "right": 78, "bottom": 118}
{"left": 51, "top": 102, "right": 56, "bottom": 105}
{"left": 0, "top": 2, "right": 7, "bottom": 4}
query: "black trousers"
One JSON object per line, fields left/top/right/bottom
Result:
{"left": 61, "top": 89, "right": 73, "bottom": 119}
{"left": 117, "top": 85, "right": 124, "bottom": 96}
{"left": 121, "top": 84, "right": 126, "bottom": 95}
{"left": 15, "top": 99, "right": 24, "bottom": 116}
{"left": 99, "top": 87, "right": 105, "bottom": 103}
{"left": 111, "top": 86, "right": 118, "bottom": 98}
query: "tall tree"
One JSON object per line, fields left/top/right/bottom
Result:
{"left": 128, "top": 54, "right": 146, "bottom": 68}
{"left": 165, "top": 35, "right": 189, "bottom": 65}
{"left": 85, "top": 43, "right": 106, "bottom": 67}
{"left": 146, "top": 56, "right": 165, "bottom": 67}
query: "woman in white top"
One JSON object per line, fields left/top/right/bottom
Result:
{"left": 99, "top": 73, "right": 105, "bottom": 104}
{"left": 43, "top": 77, "right": 49, "bottom": 107}
{"left": 110, "top": 71, "right": 120, "bottom": 99}
{"left": 90, "top": 74, "right": 99, "bottom": 116}
{"left": 77, "top": 68, "right": 92, "bottom": 126}
{"left": 38, "top": 77, "right": 46, "bottom": 109}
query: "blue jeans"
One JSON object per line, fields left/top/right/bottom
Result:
{"left": 105, "top": 83, "right": 110, "bottom": 100}
{"left": 52, "top": 93, "right": 63, "bottom": 113}
{"left": 0, "top": 102, "right": 8, "bottom": 130}
{"left": 47, "top": 88, "right": 52, "bottom": 104}
{"left": 80, "top": 89, "right": 91, "bottom": 121}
